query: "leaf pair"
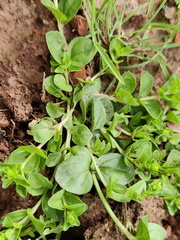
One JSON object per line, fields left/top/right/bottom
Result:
{"left": 41, "top": 0, "right": 82, "bottom": 24}
{"left": 46, "top": 31, "right": 97, "bottom": 72}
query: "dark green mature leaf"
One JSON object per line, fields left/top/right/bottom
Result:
{"left": 67, "top": 37, "right": 97, "bottom": 67}
{"left": 140, "top": 100, "right": 162, "bottom": 119}
{"left": 41, "top": 0, "right": 67, "bottom": 23}
{"left": 46, "top": 31, "right": 66, "bottom": 63}
{"left": 72, "top": 124, "right": 92, "bottom": 146}
{"left": 139, "top": 71, "right": 154, "bottom": 97}
{"left": 91, "top": 98, "right": 107, "bottom": 131}
{"left": 97, "top": 153, "right": 135, "bottom": 185}
{"left": 55, "top": 150, "right": 93, "bottom": 194}
{"left": 59, "top": 0, "right": 82, "bottom": 24}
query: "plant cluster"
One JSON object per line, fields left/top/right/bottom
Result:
{"left": 0, "top": 0, "right": 180, "bottom": 239}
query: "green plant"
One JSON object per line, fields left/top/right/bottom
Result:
{"left": 0, "top": 0, "right": 180, "bottom": 239}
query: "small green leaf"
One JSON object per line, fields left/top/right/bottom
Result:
{"left": 166, "top": 111, "right": 180, "bottom": 124}
{"left": 125, "top": 139, "right": 152, "bottom": 163}
{"left": 46, "top": 152, "right": 62, "bottom": 167}
{"left": 45, "top": 76, "right": 62, "bottom": 98}
{"left": 67, "top": 37, "right": 97, "bottom": 67}
{"left": 19, "top": 145, "right": 47, "bottom": 158}
{"left": 72, "top": 124, "right": 92, "bottom": 146}
{"left": 28, "top": 118, "right": 56, "bottom": 143}
{"left": 169, "top": 134, "right": 180, "bottom": 145}
{"left": 106, "top": 175, "right": 130, "bottom": 202}
{"left": 55, "top": 153, "right": 93, "bottom": 194}
{"left": 27, "top": 173, "right": 53, "bottom": 196}
{"left": 116, "top": 71, "right": 136, "bottom": 94}
{"left": 48, "top": 189, "right": 65, "bottom": 210}
{"left": 139, "top": 71, "right": 154, "bottom": 97}
{"left": 115, "top": 89, "right": 139, "bottom": 106}
{"left": 46, "top": 31, "right": 66, "bottom": 63}
{"left": 97, "top": 153, "right": 135, "bottom": 185}
{"left": 140, "top": 100, "right": 162, "bottom": 119}
{"left": 41, "top": 0, "right": 67, "bottom": 23}
{"left": 46, "top": 102, "right": 64, "bottom": 118}
{"left": 27, "top": 209, "right": 45, "bottom": 234}
{"left": 59, "top": 0, "right": 82, "bottom": 24}
{"left": 91, "top": 98, "right": 107, "bottom": 131}
{"left": 136, "top": 215, "right": 150, "bottom": 240}
{"left": 99, "top": 97, "right": 114, "bottom": 121}
{"left": 148, "top": 223, "right": 166, "bottom": 240}
{"left": 54, "top": 74, "right": 73, "bottom": 92}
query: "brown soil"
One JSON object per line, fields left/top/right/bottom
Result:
{"left": 0, "top": 0, "right": 180, "bottom": 239}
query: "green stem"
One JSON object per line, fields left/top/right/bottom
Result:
{"left": 140, "top": 95, "right": 158, "bottom": 101}
{"left": 90, "top": 153, "right": 107, "bottom": 187}
{"left": 92, "top": 174, "right": 137, "bottom": 240}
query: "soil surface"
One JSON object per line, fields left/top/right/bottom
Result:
{"left": 0, "top": 0, "right": 180, "bottom": 239}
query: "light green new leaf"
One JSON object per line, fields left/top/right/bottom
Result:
{"left": 19, "top": 145, "right": 47, "bottom": 158}
{"left": 94, "top": 41, "right": 124, "bottom": 83}
{"left": 27, "top": 209, "right": 45, "bottom": 234}
{"left": 148, "top": 223, "right": 166, "bottom": 240}
{"left": 140, "top": 100, "right": 162, "bottom": 119}
{"left": 1, "top": 209, "right": 28, "bottom": 228}
{"left": 97, "top": 153, "right": 135, "bottom": 185}
{"left": 54, "top": 74, "right": 72, "bottom": 92}
{"left": 55, "top": 154, "right": 93, "bottom": 194}
{"left": 91, "top": 98, "right": 107, "bottom": 131}
{"left": 72, "top": 124, "right": 92, "bottom": 146}
{"left": 136, "top": 215, "right": 150, "bottom": 240}
{"left": 166, "top": 111, "right": 180, "bottom": 124}
{"left": 106, "top": 175, "right": 130, "bottom": 202}
{"left": 59, "top": 0, "right": 82, "bottom": 24}
{"left": 139, "top": 71, "right": 154, "bottom": 97}
{"left": 67, "top": 37, "right": 97, "bottom": 67}
{"left": 46, "top": 31, "right": 66, "bottom": 63}
{"left": 41, "top": 0, "right": 67, "bottom": 23}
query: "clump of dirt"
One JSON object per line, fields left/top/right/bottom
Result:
{"left": 0, "top": 0, "right": 180, "bottom": 239}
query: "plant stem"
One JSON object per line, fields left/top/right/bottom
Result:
{"left": 92, "top": 173, "right": 137, "bottom": 240}
{"left": 90, "top": 153, "right": 107, "bottom": 187}
{"left": 139, "top": 95, "right": 158, "bottom": 101}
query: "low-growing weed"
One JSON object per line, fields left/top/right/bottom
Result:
{"left": 0, "top": 0, "right": 180, "bottom": 239}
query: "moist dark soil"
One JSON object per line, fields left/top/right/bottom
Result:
{"left": 0, "top": 0, "right": 180, "bottom": 239}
